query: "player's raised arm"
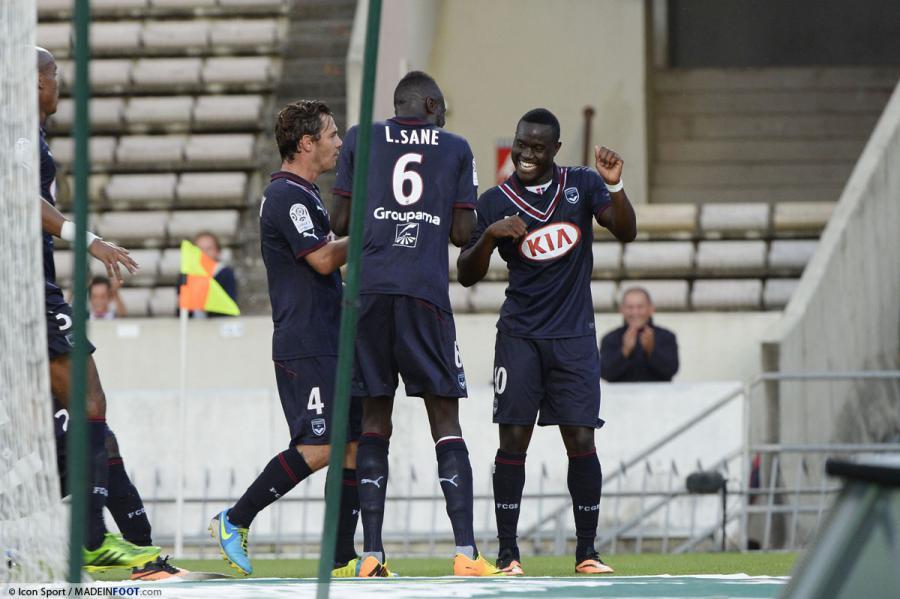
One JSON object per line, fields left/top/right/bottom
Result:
{"left": 303, "top": 237, "right": 348, "bottom": 275}
{"left": 41, "top": 197, "right": 138, "bottom": 282}
{"left": 457, "top": 214, "right": 526, "bottom": 287}
{"left": 594, "top": 145, "right": 637, "bottom": 242}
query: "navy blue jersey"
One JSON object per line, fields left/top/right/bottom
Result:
{"left": 466, "top": 166, "right": 612, "bottom": 339}
{"left": 39, "top": 128, "right": 60, "bottom": 292}
{"left": 260, "top": 171, "right": 342, "bottom": 360}
{"left": 333, "top": 117, "right": 477, "bottom": 312}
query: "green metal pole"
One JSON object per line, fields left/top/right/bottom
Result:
{"left": 315, "top": 0, "right": 382, "bottom": 595}
{"left": 67, "top": 0, "right": 91, "bottom": 583}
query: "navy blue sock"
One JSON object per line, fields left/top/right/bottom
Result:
{"left": 568, "top": 451, "right": 602, "bottom": 560}
{"left": 436, "top": 437, "right": 476, "bottom": 555}
{"left": 86, "top": 418, "right": 109, "bottom": 550}
{"left": 493, "top": 449, "right": 526, "bottom": 559}
{"left": 332, "top": 468, "right": 359, "bottom": 566}
{"left": 356, "top": 434, "right": 389, "bottom": 557}
{"left": 107, "top": 458, "right": 152, "bottom": 546}
{"left": 228, "top": 448, "right": 312, "bottom": 528}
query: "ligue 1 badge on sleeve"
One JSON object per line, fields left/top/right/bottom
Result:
{"left": 564, "top": 187, "right": 580, "bottom": 204}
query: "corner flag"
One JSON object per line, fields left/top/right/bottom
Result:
{"left": 178, "top": 240, "right": 240, "bottom": 316}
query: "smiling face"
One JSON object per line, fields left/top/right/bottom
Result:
{"left": 511, "top": 121, "right": 560, "bottom": 185}
{"left": 621, "top": 288, "right": 654, "bottom": 329}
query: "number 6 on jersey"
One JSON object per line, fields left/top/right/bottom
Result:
{"left": 393, "top": 153, "right": 424, "bottom": 206}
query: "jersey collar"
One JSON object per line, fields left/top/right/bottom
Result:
{"left": 390, "top": 116, "right": 432, "bottom": 127}
{"left": 499, "top": 165, "right": 567, "bottom": 223}
{"left": 271, "top": 170, "right": 319, "bottom": 191}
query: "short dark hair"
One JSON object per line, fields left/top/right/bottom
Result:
{"left": 622, "top": 286, "right": 653, "bottom": 304}
{"left": 393, "top": 71, "right": 441, "bottom": 110}
{"left": 518, "top": 108, "right": 561, "bottom": 142}
{"left": 194, "top": 231, "right": 221, "bottom": 252}
{"left": 89, "top": 276, "right": 111, "bottom": 292}
{"left": 275, "top": 100, "right": 332, "bottom": 162}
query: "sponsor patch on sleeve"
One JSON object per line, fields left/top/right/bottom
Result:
{"left": 472, "top": 158, "right": 479, "bottom": 186}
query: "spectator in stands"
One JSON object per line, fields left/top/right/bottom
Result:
{"left": 600, "top": 287, "right": 678, "bottom": 382}
{"left": 89, "top": 276, "right": 127, "bottom": 320}
{"left": 193, "top": 231, "right": 238, "bottom": 316}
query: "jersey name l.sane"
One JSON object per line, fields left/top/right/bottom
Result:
{"left": 334, "top": 117, "right": 478, "bottom": 312}
{"left": 466, "top": 165, "right": 612, "bottom": 339}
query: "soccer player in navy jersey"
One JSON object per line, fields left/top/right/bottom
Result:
{"left": 331, "top": 71, "right": 501, "bottom": 577}
{"left": 457, "top": 108, "right": 637, "bottom": 575}
{"left": 36, "top": 47, "right": 162, "bottom": 572}
{"left": 209, "top": 100, "right": 365, "bottom": 577}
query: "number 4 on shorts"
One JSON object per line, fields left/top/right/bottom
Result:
{"left": 307, "top": 387, "right": 324, "bottom": 415}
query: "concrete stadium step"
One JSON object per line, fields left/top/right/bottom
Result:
{"left": 289, "top": 0, "right": 357, "bottom": 20}
{"left": 651, "top": 186, "right": 843, "bottom": 204}
{"left": 654, "top": 163, "right": 852, "bottom": 187}
{"left": 285, "top": 19, "right": 352, "bottom": 57}
{"left": 656, "top": 89, "right": 892, "bottom": 115}
{"left": 656, "top": 113, "right": 880, "bottom": 141}
{"left": 280, "top": 58, "right": 345, "bottom": 97}
{"left": 654, "top": 67, "right": 900, "bottom": 92}
{"left": 656, "top": 139, "right": 865, "bottom": 163}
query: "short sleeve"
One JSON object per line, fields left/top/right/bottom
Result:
{"left": 333, "top": 125, "right": 357, "bottom": 197}
{"left": 463, "top": 191, "right": 494, "bottom": 250}
{"left": 585, "top": 169, "right": 612, "bottom": 220}
{"left": 454, "top": 141, "right": 478, "bottom": 209}
{"left": 267, "top": 194, "right": 329, "bottom": 258}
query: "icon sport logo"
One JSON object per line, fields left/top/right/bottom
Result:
{"left": 518, "top": 222, "right": 581, "bottom": 262}
{"left": 393, "top": 222, "right": 419, "bottom": 248}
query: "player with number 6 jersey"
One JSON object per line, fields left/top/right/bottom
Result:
{"left": 209, "top": 101, "right": 366, "bottom": 578}
{"left": 458, "top": 108, "right": 637, "bottom": 576}
{"left": 332, "top": 71, "right": 501, "bottom": 577}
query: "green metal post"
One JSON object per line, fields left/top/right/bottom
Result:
{"left": 315, "top": 0, "right": 382, "bottom": 595}
{"left": 68, "top": 0, "right": 91, "bottom": 583}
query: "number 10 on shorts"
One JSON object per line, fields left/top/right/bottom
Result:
{"left": 308, "top": 387, "right": 324, "bottom": 415}
{"left": 493, "top": 367, "right": 507, "bottom": 395}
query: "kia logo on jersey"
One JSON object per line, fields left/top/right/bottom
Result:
{"left": 518, "top": 222, "right": 581, "bottom": 262}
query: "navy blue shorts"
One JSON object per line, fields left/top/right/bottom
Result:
{"left": 492, "top": 332, "right": 604, "bottom": 429}
{"left": 274, "top": 356, "right": 363, "bottom": 446}
{"left": 46, "top": 289, "right": 95, "bottom": 360}
{"left": 352, "top": 294, "right": 467, "bottom": 399}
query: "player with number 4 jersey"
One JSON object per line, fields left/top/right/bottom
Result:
{"left": 209, "top": 101, "right": 367, "bottom": 578}
{"left": 332, "top": 71, "right": 501, "bottom": 577}
{"left": 458, "top": 109, "right": 637, "bottom": 576}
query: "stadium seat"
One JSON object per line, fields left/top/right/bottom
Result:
{"left": 118, "top": 287, "right": 152, "bottom": 317}
{"left": 622, "top": 241, "right": 694, "bottom": 276}
{"left": 58, "top": 59, "right": 132, "bottom": 91}
{"left": 57, "top": 174, "right": 109, "bottom": 210}
{"left": 36, "top": 22, "right": 71, "bottom": 54}
{"left": 592, "top": 242, "right": 622, "bottom": 277}
{"left": 619, "top": 280, "right": 690, "bottom": 311}
{"left": 141, "top": 20, "right": 210, "bottom": 52}
{"left": 699, "top": 203, "right": 770, "bottom": 238}
{"left": 92, "top": 22, "right": 143, "bottom": 54}
{"left": 94, "top": 0, "right": 147, "bottom": 10}
{"left": 448, "top": 283, "right": 471, "bottom": 313}
{"left": 691, "top": 279, "right": 762, "bottom": 310}
{"left": 120, "top": 249, "right": 162, "bottom": 286}
{"left": 209, "top": 19, "right": 282, "bottom": 49}
{"left": 149, "top": 286, "right": 178, "bottom": 317}
{"left": 116, "top": 135, "right": 187, "bottom": 165}
{"left": 469, "top": 282, "right": 506, "bottom": 313}
{"left": 202, "top": 57, "right": 275, "bottom": 86}
{"left": 763, "top": 279, "right": 800, "bottom": 310}
{"left": 94, "top": 211, "right": 170, "bottom": 248}
{"left": 184, "top": 134, "right": 256, "bottom": 164}
{"left": 695, "top": 240, "right": 767, "bottom": 275}
{"left": 105, "top": 174, "right": 178, "bottom": 210}
{"left": 50, "top": 136, "right": 117, "bottom": 167}
{"left": 217, "top": 0, "right": 285, "bottom": 9}
{"left": 51, "top": 98, "right": 125, "bottom": 131}
{"left": 167, "top": 209, "right": 240, "bottom": 245}
{"left": 590, "top": 281, "right": 617, "bottom": 312}
{"left": 767, "top": 240, "right": 818, "bottom": 274}
{"left": 632, "top": 203, "right": 697, "bottom": 239}
{"left": 37, "top": 0, "right": 73, "bottom": 14}
{"left": 193, "top": 95, "right": 263, "bottom": 129}
{"left": 151, "top": 0, "right": 217, "bottom": 9}
{"left": 125, "top": 96, "right": 194, "bottom": 129}
{"left": 176, "top": 172, "right": 247, "bottom": 207}
{"left": 131, "top": 58, "right": 203, "bottom": 89}
{"left": 158, "top": 248, "right": 182, "bottom": 283}
{"left": 773, "top": 201, "right": 835, "bottom": 236}
{"left": 52, "top": 250, "right": 74, "bottom": 285}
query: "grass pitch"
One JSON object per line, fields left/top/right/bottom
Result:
{"left": 91, "top": 551, "right": 797, "bottom": 580}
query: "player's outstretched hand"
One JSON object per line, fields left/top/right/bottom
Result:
{"left": 594, "top": 145, "right": 623, "bottom": 186}
{"left": 487, "top": 214, "right": 528, "bottom": 242}
{"left": 89, "top": 239, "right": 139, "bottom": 283}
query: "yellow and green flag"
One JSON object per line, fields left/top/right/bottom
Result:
{"left": 178, "top": 240, "right": 240, "bottom": 316}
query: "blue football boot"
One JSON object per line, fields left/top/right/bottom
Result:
{"left": 209, "top": 510, "right": 252, "bottom": 575}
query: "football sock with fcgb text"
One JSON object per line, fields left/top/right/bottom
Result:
{"left": 493, "top": 449, "right": 526, "bottom": 560}
{"left": 228, "top": 448, "right": 313, "bottom": 528}
{"left": 568, "top": 450, "right": 603, "bottom": 560}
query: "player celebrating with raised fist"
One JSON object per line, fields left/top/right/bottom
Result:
{"left": 457, "top": 108, "right": 636, "bottom": 575}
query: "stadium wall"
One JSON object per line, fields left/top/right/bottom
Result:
{"left": 348, "top": 0, "right": 650, "bottom": 203}
{"left": 761, "top": 79, "right": 900, "bottom": 448}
